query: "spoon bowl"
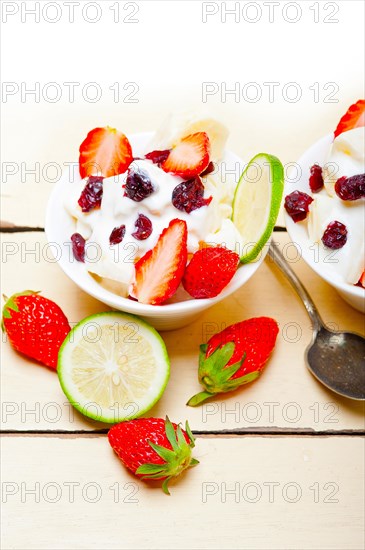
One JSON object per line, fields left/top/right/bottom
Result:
{"left": 306, "top": 328, "right": 365, "bottom": 400}
{"left": 269, "top": 241, "right": 365, "bottom": 401}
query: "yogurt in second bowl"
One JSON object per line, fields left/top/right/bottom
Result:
{"left": 284, "top": 99, "right": 365, "bottom": 312}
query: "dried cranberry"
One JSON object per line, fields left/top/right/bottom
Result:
{"left": 145, "top": 149, "right": 171, "bottom": 165}
{"left": 335, "top": 174, "right": 365, "bottom": 201}
{"left": 321, "top": 221, "right": 348, "bottom": 249}
{"left": 309, "top": 164, "right": 324, "bottom": 193}
{"left": 124, "top": 167, "right": 155, "bottom": 202}
{"left": 200, "top": 161, "right": 216, "bottom": 177}
{"left": 132, "top": 214, "right": 153, "bottom": 240}
{"left": 109, "top": 225, "right": 126, "bottom": 245}
{"left": 172, "top": 176, "right": 212, "bottom": 214}
{"left": 71, "top": 233, "right": 86, "bottom": 262}
{"left": 78, "top": 176, "right": 103, "bottom": 212}
{"left": 284, "top": 190, "right": 314, "bottom": 223}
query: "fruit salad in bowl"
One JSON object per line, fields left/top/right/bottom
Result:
{"left": 46, "top": 114, "right": 284, "bottom": 329}
{"left": 284, "top": 100, "right": 365, "bottom": 312}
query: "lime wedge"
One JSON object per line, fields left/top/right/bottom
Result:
{"left": 58, "top": 312, "right": 170, "bottom": 423}
{"left": 232, "top": 153, "right": 284, "bottom": 263}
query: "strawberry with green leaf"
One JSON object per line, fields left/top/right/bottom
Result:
{"left": 2, "top": 291, "right": 71, "bottom": 370}
{"left": 187, "top": 317, "right": 279, "bottom": 406}
{"left": 108, "top": 417, "right": 199, "bottom": 495}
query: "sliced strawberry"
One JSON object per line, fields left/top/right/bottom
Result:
{"left": 130, "top": 219, "right": 188, "bottom": 305}
{"left": 358, "top": 271, "right": 365, "bottom": 288}
{"left": 334, "top": 99, "right": 365, "bottom": 138}
{"left": 79, "top": 126, "right": 133, "bottom": 179}
{"left": 161, "top": 132, "right": 210, "bottom": 178}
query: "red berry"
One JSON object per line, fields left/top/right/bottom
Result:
{"left": 322, "top": 221, "right": 348, "bottom": 249}
{"left": 200, "top": 161, "right": 216, "bottom": 177}
{"left": 284, "top": 190, "right": 313, "bottom": 222}
{"left": 109, "top": 225, "right": 126, "bottom": 245}
{"left": 206, "top": 317, "right": 279, "bottom": 378}
{"left": 145, "top": 149, "right": 171, "bottom": 165}
{"left": 172, "top": 176, "right": 212, "bottom": 214}
{"left": 2, "top": 291, "right": 71, "bottom": 370}
{"left": 79, "top": 126, "right": 133, "bottom": 179}
{"left": 78, "top": 176, "right": 103, "bottom": 212}
{"left": 335, "top": 174, "right": 365, "bottom": 201}
{"left": 309, "top": 164, "right": 324, "bottom": 193}
{"left": 132, "top": 214, "right": 153, "bottom": 240}
{"left": 182, "top": 247, "right": 239, "bottom": 299}
{"left": 124, "top": 167, "right": 155, "bottom": 202}
{"left": 187, "top": 317, "right": 279, "bottom": 406}
{"left": 71, "top": 233, "right": 86, "bottom": 262}
{"left": 108, "top": 417, "right": 198, "bottom": 495}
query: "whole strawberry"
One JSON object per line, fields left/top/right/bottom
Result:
{"left": 108, "top": 417, "right": 199, "bottom": 495}
{"left": 2, "top": 291, "right": 71, "bottom": 370}
{"left": 183, "top": 247, "right": 239, "bottom": 299}
{"left": 187, "top": 317, "right": 279, "bottom": 406}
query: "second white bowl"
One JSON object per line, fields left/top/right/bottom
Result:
{"left": 284, "top": 133, "right": 364, "bottom": 314}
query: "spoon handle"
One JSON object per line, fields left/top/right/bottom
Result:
{"left": 268, "top": 240, "right": 324, "bottom": 332}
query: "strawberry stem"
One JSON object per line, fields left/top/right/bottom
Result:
{"left": 186, "top": 391, "right": 216, "bottom": 407}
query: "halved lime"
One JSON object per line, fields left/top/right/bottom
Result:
{"left": 58, "top": 312, "right": 170, "bottom": 423}
{"left": 232, "top": 153, "right": 284, "bottom": 263}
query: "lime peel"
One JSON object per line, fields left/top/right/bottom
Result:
{"left": 232, "top": 153, "right": 284, "bottom": 263}
{"left": 57, "top": 312, "right": 170, "bottom": 423}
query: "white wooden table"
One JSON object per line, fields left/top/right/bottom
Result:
{"left": 2, "top": 229, "right": 364, "bottom": 549}
{"left": 1, "top": 1, "right": 364, "bottom": 548}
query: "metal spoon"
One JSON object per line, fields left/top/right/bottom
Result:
{"left": 268, "top": 241, "right": 365, "bottom": 400}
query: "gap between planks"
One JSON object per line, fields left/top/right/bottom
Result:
{"left": 1, "top": 429, "right": 364, "bottom": 439}
{"left": 0, "top": 226, "right": 45, "bottom": 233}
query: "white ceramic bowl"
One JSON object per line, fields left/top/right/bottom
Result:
{"left": 45, "top": 133, "right": 268, "bottom": 330}
{"left": 284, "top": 133, "right": 364, "bottom": 313}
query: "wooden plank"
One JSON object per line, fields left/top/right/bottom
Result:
{"left": 1, "top": 435, "right": 364, "bottom": 550}
{"left": 1, "top": 232, "right": 364, "bottom": 432}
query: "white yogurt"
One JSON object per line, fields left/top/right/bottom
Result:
{"left": 308, "top": 127, "right": 365, "bottom": 284}
{"left": 64, "top": 159, "right": 238, "bottom": 290}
